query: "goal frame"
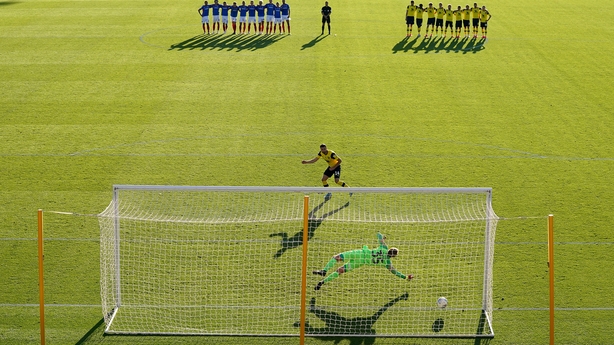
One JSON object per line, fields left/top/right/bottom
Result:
{"left": 102, "top": 185, "right": 497, "bottom": 338}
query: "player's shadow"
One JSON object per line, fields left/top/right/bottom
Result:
{"left": 392, "top": 35, "right": 486, "bottom": 54}
{"left": 0, "top": 1, "right": 21, "bottom": 6}
{"left": 169, "top": 33, "right": 285, "bottom": 52}
{"left": 270, "top": 198, "right": 350, "bottom": 258}
{"left": 293, "top": 293, "right": 409, "bottom": 344}
{"left": 301, "top": 34, "right": 327, "bottom": 50}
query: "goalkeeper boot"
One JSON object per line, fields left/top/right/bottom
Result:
{"left": 315, "top": 281, "right": 324, "bottom": 291}
{"left": 312, "top": 270, "right": 327, "bottom": 276}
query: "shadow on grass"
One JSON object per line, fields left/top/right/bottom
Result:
{"left": 270, "top": 197, "right": 350, "bottom": 258}
{"left": 169, "top": 33, "right": 286, "bottom": 52}
{"left": 0, "top": 1, "right": 20, "bottom": 6}
{"left": 293, "top": 293, "right": 408, "bottom": 345}
{"left": 392, "top": 35, "right": 486, "bottom": 54}
{"left": 301, "top": 34, "right": 328, "bottom": 50}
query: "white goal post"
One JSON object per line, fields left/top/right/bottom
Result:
{"left": 99, "top": 185, "right": 498, "bottom": 338}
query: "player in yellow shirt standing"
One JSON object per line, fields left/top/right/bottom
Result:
{"left": 444, "top": 4, "right": 454, "bottom": 38}
{"left": 435, "top": 3, "right": 445, "bottom": 37}
{"left": 405, "top": 0, "right": 417, "bottom": 37}
{"left": 471, "top": 2, "right": 481, "bottom": 39}
{"left": 462, "top": 4, "right": 471, "bottom": 38}
{"left": 424, "top": 3, "right": 436, "bottom": 38}
{"left": 454, "top": 5, "right": 463, "bottom": 39}
{"left": 302, "top": 144, "right": 350, "bottom": 197}
{"left": 415, "top": 3, "right": 425, "bottom": 37}
{"left": 479, "top": 5, "right": 491, "bottom": 39}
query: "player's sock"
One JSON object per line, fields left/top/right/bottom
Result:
{"left": 322, "top": 258, "right": 336, "bottom": 272}
{"left": 314, "top": 281, "right": 324, "bottom": 291}
{"left": 335, "top": 181, "right": 348, "bottom": 187}
{"left": 323, "top": 271, "right": 339, "bottom": 283}
{"left": 322, "top": 181, "right": 329, "bottom": 187}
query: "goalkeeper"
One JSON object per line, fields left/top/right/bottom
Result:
{"left": 313, "top": 232, "right": 413, "bottom": 291}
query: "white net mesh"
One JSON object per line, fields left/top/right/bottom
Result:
{"left": 99, "top": 186, "right": 497, "bottom": 337}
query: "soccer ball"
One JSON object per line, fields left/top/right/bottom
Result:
{"left": 437, "top": 297, "right": 448, "bottom": 309}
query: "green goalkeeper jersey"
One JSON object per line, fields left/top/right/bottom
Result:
{"left": 339, "top": 233, "right": 407, "bottom": 279}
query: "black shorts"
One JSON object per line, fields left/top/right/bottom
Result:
{"left": 406, "top": 16, "right": 415, "bottom": 25}
{"left": 435, "top": 19, "right": 443, "bottom": 27}
{"left": 463, "top": 19, "right": 470, "bottom": 27}
{"left": 427, "top": 17, "right": 435, "bottom": 26}
{"left": 322, "top": 15, "right": 330, "bottom": 24}
{"left": 323, "top": 165, "right": 341, "bottom": 178}
{"left": 455, "top": 20, "right": 462, "bottom": 28}
{"left": 480, "top": 21, "right": 487, "bottom": 28}
{"left": 445, "top": 21, "right": 453, "bottom": 28}
{"left": 472, "top": 18, "right": 479, "bottom": 26}
{"left": 416, "top": 18, "right": 423, "bottom": 27}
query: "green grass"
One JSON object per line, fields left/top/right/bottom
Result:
{"left": 1, "top": 0, "right": 614, "bottom": 343}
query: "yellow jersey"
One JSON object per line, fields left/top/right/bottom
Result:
{"left": 436, "top": 7, "right": 445, "bottom": 19}
{"left": 415, "top": 7, "right": 424, "bottom": 19}
{"left": 406, "top": 5, "right": 417, "bottom": 17}
{"left": 317, "top": 150, "right": 340, "bottom": 168}
{"left": 426, "top": 7, "right": 436, "bottom": 18}
{"left": 480, "top": 10, "right": 491, "bottom": 22}
{"left": 454, "top": 10, "right": 463, "bottom": 21}
{"left": 471, "top": 7, "right": 481, "bottom": 19}
{"left": 462, "top": 8, "right": 471, "bottom": 20}
{"left": 445, "top": 9, "right": 454, "bottom": 21}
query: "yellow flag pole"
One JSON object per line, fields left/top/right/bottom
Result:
{"left": 38, "top": 209, "right": 46, "bottom": 345}
{"left": 299, "top": 195, "right": 310, "bottom": 345}
{"left": 548, "top": 214, "right": 554, "bottom": 345}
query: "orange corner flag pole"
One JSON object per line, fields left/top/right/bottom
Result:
{"left": 299, "top": 195, "right": 310, "bottom": 345}
{"left": 548, "top": 214, "right": 554, "bottom": 345}
{"left": 38, "top": 209, "right": 46, "bottom": 345}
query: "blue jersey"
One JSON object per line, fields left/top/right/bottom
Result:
{"left": 265, "top": 2, "right": 275, "bottom": 15}
{"left": 256, "top": 4, "right": 265, "bottom": 16}
{"left": 274, "top": 6, "right": 281, "bottom": 18}
{"left": 230, "top": 5, "right": 239, "bottom": 17}
{"left": 221, "top": 4, "right": 229, "bottom": 15}
{"left": 239, "top": 5, "right": 248, "bottom": 16}
{"left": 248, "top": 4, "right": 257, "bottom": 16}
{"left": 280, "top": 3, "right": 289, "bottom": 15}
{"left": 211, "top": 4, "right": 220, "bottom": 15}
{"left": 199, "top": 4, "right": 211, "bottom": 16}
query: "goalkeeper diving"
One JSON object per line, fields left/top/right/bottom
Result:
{"left": 313, "top": 232, "right": 413, "bottom": 291}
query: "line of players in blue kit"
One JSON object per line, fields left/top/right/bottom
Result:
{"left": 198, "top": 0, "right": 291, "bottom": 35}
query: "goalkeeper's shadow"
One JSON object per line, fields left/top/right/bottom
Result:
{"left": 293, "top": 293, "right": 409, "bottom": 344}
{"left": 270, "top": 199, "right": 350, "bottom": 258}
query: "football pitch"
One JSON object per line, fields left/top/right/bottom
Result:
{"left": 1, "top": 0, "right": 613, "bottom": 344}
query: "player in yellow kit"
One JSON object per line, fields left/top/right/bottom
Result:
{"left": 462, "top": 4, "right": 471, "bottom": 38}
{"left": 405, "top": 0, "right": 417, "bottom": 37}
{"left": 454, "top": 5, "right": 462, "bottom": 39}
{"left": 302, "top": 144, "right": 350, "bottom": 197}
{"left": 424, "top": 2, "right": 436, "bottom": 38}
{"left": 479, "top": 5, "right": 491, "bottom": 38}
{"left": 471, "top": 2, "right": 481, "bottom": 38}
{"left": 444, "top": 4, "right": 454, "bottom": 37}
{"left": 435, "top": 3, "right": 445, "bottom": 37}
{"left": 415, "top": 3, "right": 425, "bottom": 37}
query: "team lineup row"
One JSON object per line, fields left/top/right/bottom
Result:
{"left": 405, "top": 1, "right": 492, "bottom": 39}
{"left": 198, "top": 0, "right": 291, "bottom": 35}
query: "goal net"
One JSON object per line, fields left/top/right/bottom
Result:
{"left": 99, "top": 186, "right": 498, "bottom": 337}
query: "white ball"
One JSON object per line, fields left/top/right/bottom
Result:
{"left": 334, "top": 34, "right": 337, "bottom": 36}
{"left": 437, "top": 297, "right": 448, "bottom": 309}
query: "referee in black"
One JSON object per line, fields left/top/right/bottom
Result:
{"left": 321, "top": 1, "right": 331, "bottom": 35}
